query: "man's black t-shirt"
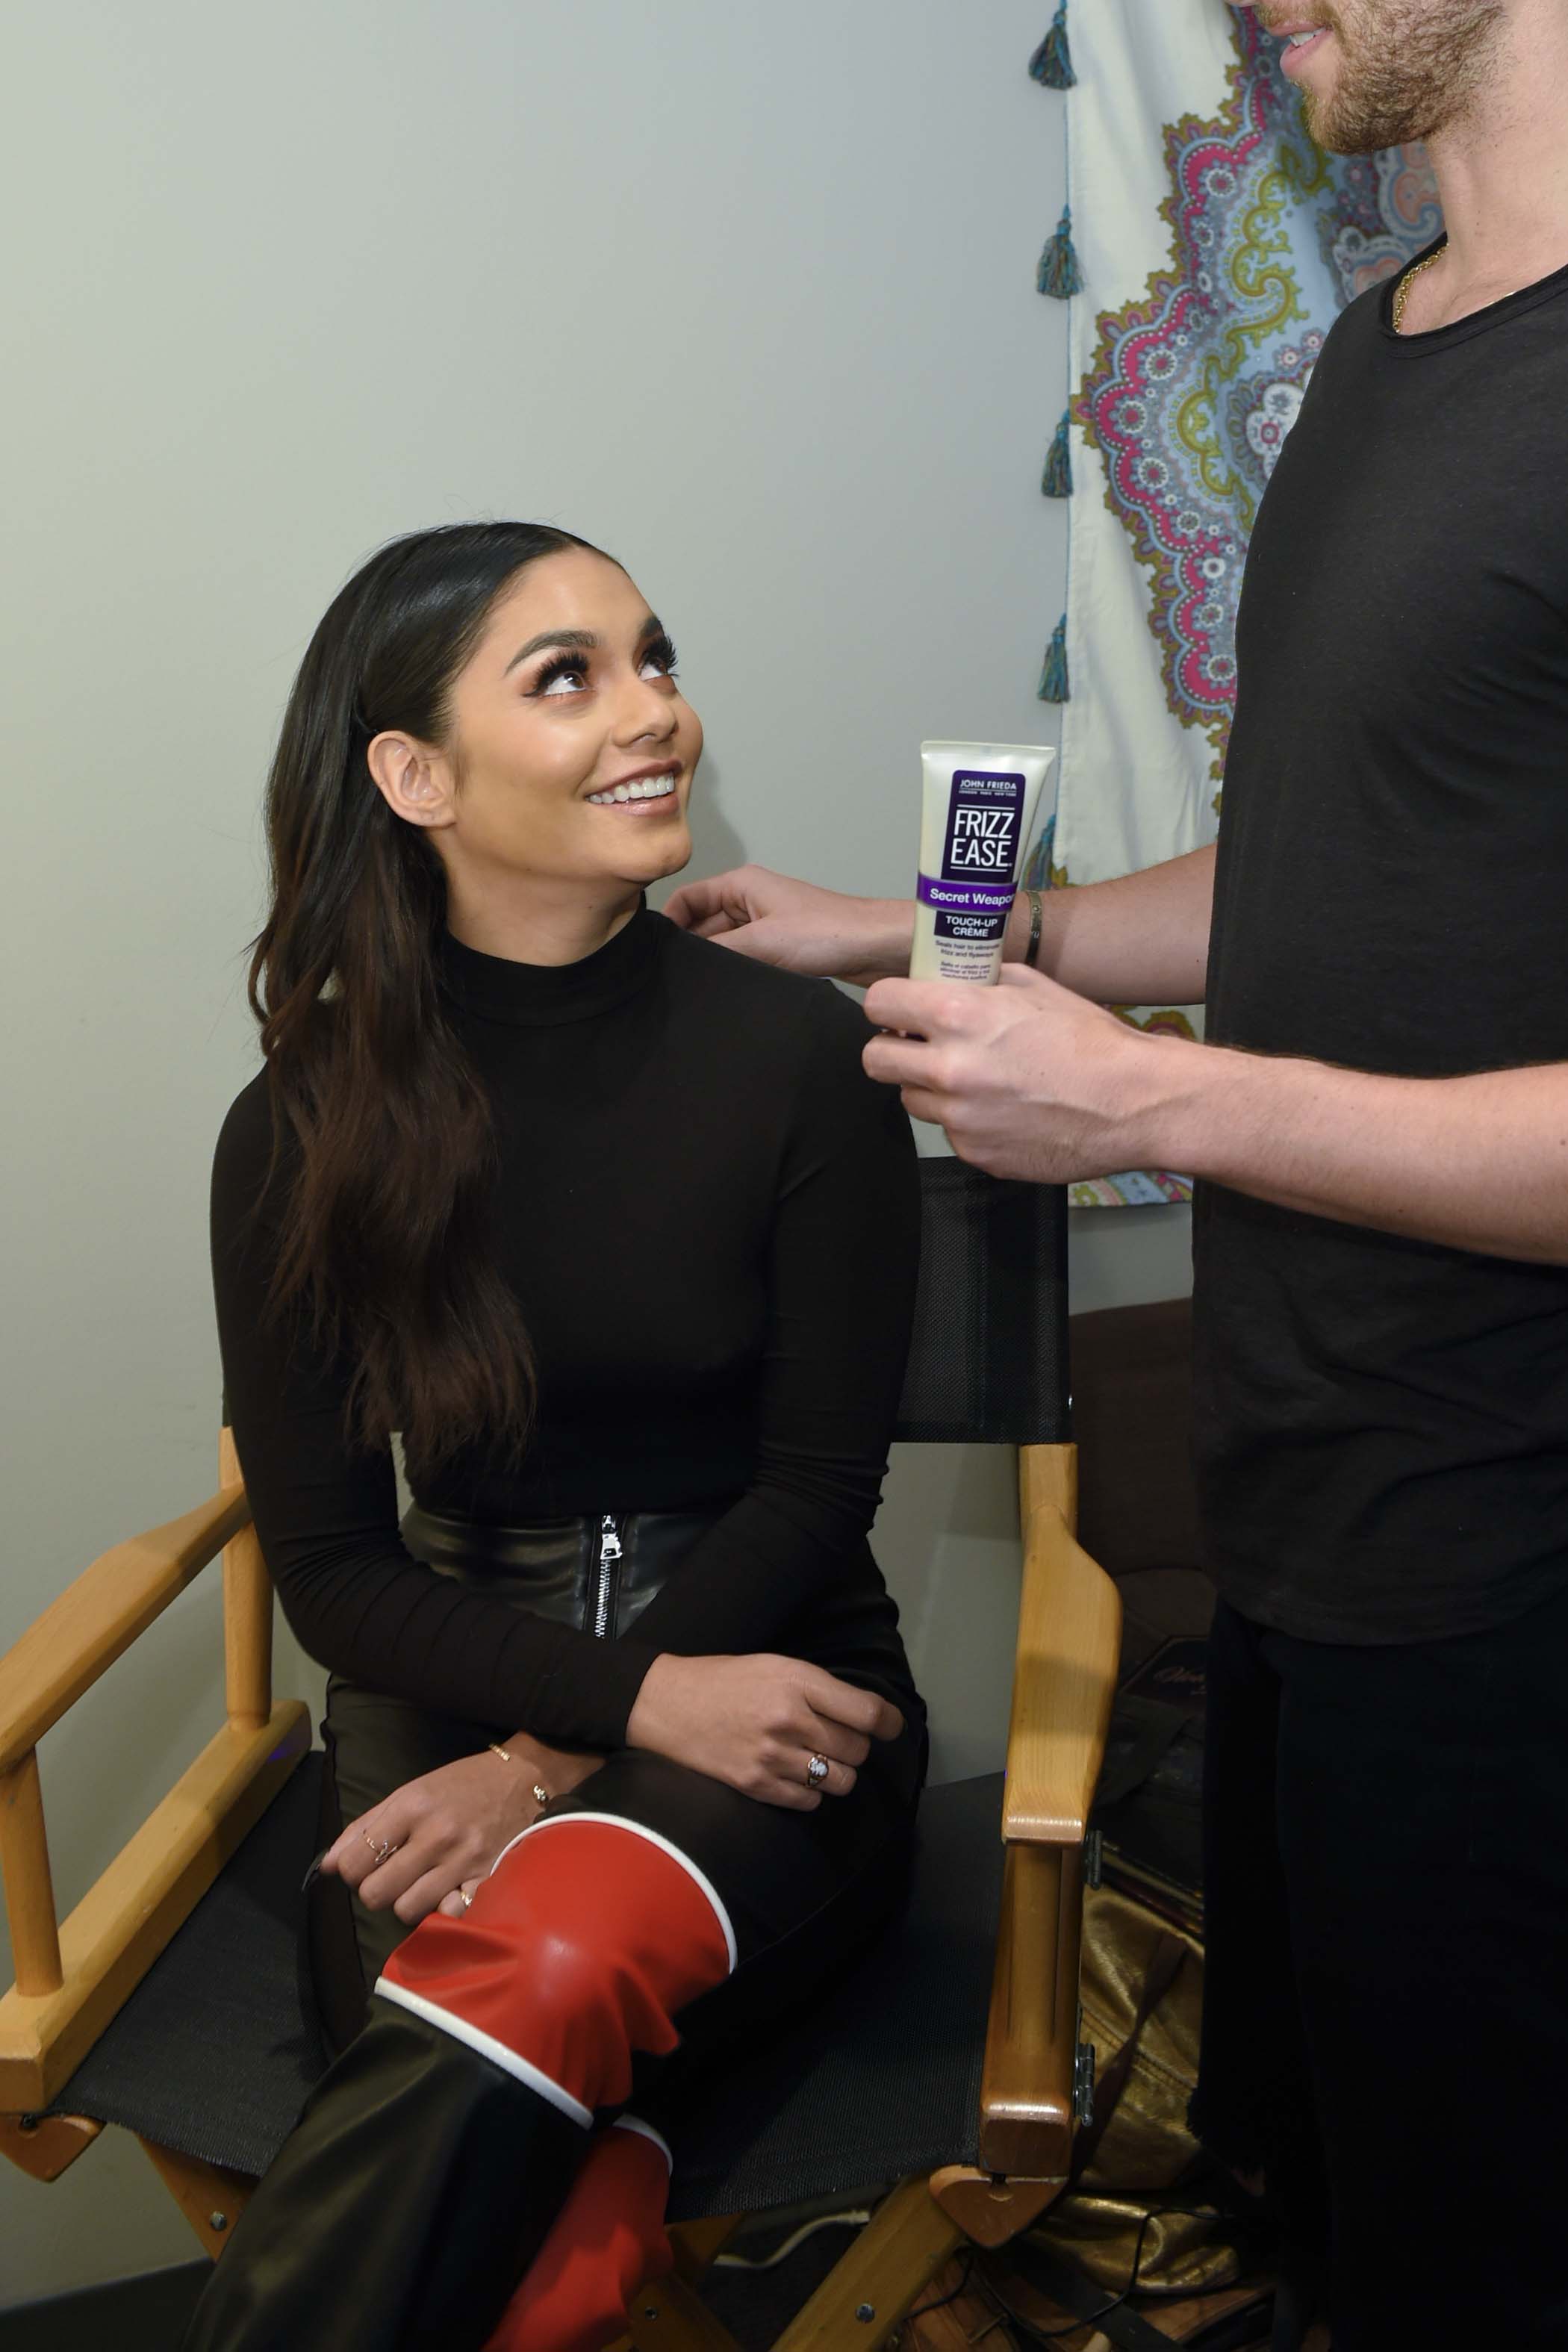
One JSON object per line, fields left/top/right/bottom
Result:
{"left": 1194, "top": 246, "right": 1568, "bottom": 1643}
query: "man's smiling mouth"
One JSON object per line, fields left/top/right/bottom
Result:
{"left": 1274, "top": 20, "right": 1334, "bottom": 72}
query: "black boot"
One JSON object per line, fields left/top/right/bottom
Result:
{"left": 181, "top": 1997, "right": 585, "bottom": 2352}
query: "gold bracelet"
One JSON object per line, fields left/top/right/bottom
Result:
{"left": 490, "top": 1740, "right": 549, "bottom": 1807}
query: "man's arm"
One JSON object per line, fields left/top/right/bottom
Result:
{"left": 861, "top": 966, "right": 1568, "bottom": 1266}
{"left": 1024, "top": 844, "right": 1213, "bottom": 1007}
{"left": 664, "top": 847, "right": 1216, "bottom": 1006}
{"left": 1189, "top": 1048, "right": 1568, "bottom": 1261}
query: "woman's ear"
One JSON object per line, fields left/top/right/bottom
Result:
{"left": 367, "top": 732, "right": 455, "bottom": 830}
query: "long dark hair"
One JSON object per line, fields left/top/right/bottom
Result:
{"left": 251, "top": 520, "right": 597, "bottom": 1476}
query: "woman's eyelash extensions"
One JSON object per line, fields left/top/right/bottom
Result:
{"left": 526, "top": 636, "right": 679, "bottom": 699}
{"left": 529, "top": 649, "right": 592, "bottom": 697}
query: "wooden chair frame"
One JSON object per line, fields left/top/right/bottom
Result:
{"left": 0, "top": 1434, "right": 1120, "bottom": 2352}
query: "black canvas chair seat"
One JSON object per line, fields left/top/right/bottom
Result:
{"left": 43, "top": 1759, "right": 326, "bottom": 2180}
{"left": 46, "top": 1756, "right": 1005, "bottom": 2221}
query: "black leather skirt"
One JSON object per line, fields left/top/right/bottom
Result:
{"left": 401, "top": 1502, "right": 728, "bottom": 1640}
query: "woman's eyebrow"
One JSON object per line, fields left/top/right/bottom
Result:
{"left": 504, "top": 628, "right": 597, "bottom": 674}
{"left": 503, "top": 616, "right": 665, "bottom": 675}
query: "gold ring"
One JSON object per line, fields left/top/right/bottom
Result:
{"left": 530, "top": 1782, "right": 551, "bottom": 1808}
{"left": 460, "top": 1886, "right": 474, "bottom": 1909}
{"left": 361, "top": 1829, "right": 397, "bottom": 1866}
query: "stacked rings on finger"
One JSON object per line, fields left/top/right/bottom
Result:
{"left": 806, "top": 1754, "right": 830, "bottom": 1788}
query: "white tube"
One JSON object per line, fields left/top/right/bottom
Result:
{"left": 909, "top": 741, "right": 1057, "bottom": 983}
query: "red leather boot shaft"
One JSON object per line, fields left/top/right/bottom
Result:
{"left": 379, "top": 1817, "right": 734, "bottom": 2116}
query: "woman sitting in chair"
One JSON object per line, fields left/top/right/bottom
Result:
{"left": 183, "top": 521, "right": 925, "bottom": 2352}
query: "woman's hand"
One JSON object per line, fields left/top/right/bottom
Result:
{"left": 626, "top": 1653, "right": 903, "bottom": 1811}
{"left": 323, "top": 1735, "right": 604, "bottom": 1928}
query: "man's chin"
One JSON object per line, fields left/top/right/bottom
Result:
{"left": 1301, "top": 93, "right": 1360, "bottom": 155}
{"left": 1285, "top": 4, "right": 1502, "bottom": 155}
{"left": 1287, "top": 57, "right": 1357, "bottom": 150}
{"left": 1295, "top": 66, "right": 1401, "bottom": 158}
{"left": 1305, "top": 94, "right": 1437, "bottom": 155}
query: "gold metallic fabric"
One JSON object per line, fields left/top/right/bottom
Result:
{"left": 1026, "top": 1885, "right": 1237, "bottom": 2298}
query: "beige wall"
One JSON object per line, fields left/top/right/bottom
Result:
{"left": 0, "top": 0, "right": 1191, "bottom": 2303}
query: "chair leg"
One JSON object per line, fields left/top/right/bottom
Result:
{"left": 626, "top": 2270, "right": 747, "bottom": 2352}
{"left": 0, "top": 2109, "right": 102, "bottom": 2183}
{"left": 768, "top": 2176, "right": 965, "bottom": 2352}
{"left": 138, "top": 2135, "right": 255, "bottom": 2259}
{"left": 669, "top": 2216, "right": 744, "bottom": 2283}
{"left": 608, "top": 2219, "right": 740, "bottom": 2352}
{"left": 929, "top": 2165, "right": 1064, "bottom": 2249}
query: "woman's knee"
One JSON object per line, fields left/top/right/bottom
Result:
{"left": 377, "top": 1816, "right": 734, "bottom": 2116}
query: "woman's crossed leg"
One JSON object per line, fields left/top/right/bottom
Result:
{"left": 183, "top": 1743, "right": 919, "bottom": 2352}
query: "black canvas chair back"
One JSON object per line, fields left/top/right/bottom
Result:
{"left": 896, "top": 1157, "right": 1069, "bottom": 1447}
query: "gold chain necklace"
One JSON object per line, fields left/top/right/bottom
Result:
{"left": 1392, "top": 247, "right": 1445, "bottom": 332}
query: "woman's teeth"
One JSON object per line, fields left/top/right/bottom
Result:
{"left": 587, "top": 777, "right": 677, "bottom": 806}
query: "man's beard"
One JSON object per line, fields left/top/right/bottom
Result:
{"left": 1283, "top": 1, "right": 1506, "bottom": 152}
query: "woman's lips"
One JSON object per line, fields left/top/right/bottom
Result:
{"left": 584, "top": 774, "right": 682, "bottom": 814}
{"left": 586, "top": 794, "right": 682, "bottom": 817}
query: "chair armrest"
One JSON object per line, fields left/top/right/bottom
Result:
{"left": 0, "top": 1701, "right": 310, "bottom": 2111}
{"left": 1001, "top": 1490, "right": 1121, "bottom": 1847}
{"left": 0, "top": 1454, "right": 303, "bottom": 2116}
{"left": 0, "top": 1487, "right": 249, "bottom": 1773}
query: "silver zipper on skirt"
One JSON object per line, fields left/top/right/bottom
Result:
{"left": 591, "top": 1515, "right": 623, "bottom": 1638}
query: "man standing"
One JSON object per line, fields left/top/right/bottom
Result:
{"left": 668, "top": 4, "right": 1568, "bottom": 2341}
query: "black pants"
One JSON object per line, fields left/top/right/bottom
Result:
{"left": 313, "top": 1673, "right": 926, "bottom": 2110}
{"left": 1195, "top": 1588, "right": 1568, "bottom": 2350}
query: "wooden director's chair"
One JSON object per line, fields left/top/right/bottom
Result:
{"left": 0, "top": 1162, "right": 1121, "bottom": 2351}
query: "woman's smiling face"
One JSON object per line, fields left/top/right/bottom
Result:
{"left": 369, "top": 544, "right": 703, "bottom": 906}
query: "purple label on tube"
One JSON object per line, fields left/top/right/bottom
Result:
{"left": 917, "top": 874, "right": 1015, "bottom": 944}
{"left": 916, "top": 874, "right": 1015, "bottom": 914}
{"left": 942, "top": 769, "right": 1027, "bottom": 882}
{"left": 920, "top": 767, "right": 1025, "bottom": 943}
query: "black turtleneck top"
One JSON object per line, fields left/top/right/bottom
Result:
{"left": 211, "top": 909, "right": 923, "bottom": 1752}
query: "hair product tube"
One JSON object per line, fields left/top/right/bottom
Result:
{"left": 909, "top": 741, "right": 1057, "bottom": 983}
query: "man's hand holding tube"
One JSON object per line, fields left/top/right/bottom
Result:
{"left": 862, "top": 963, "right": 1198, "bottom": 1183}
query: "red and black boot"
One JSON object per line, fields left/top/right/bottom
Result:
{"left": 181, "top": 1817, "right": 732, "bottom": 2352}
